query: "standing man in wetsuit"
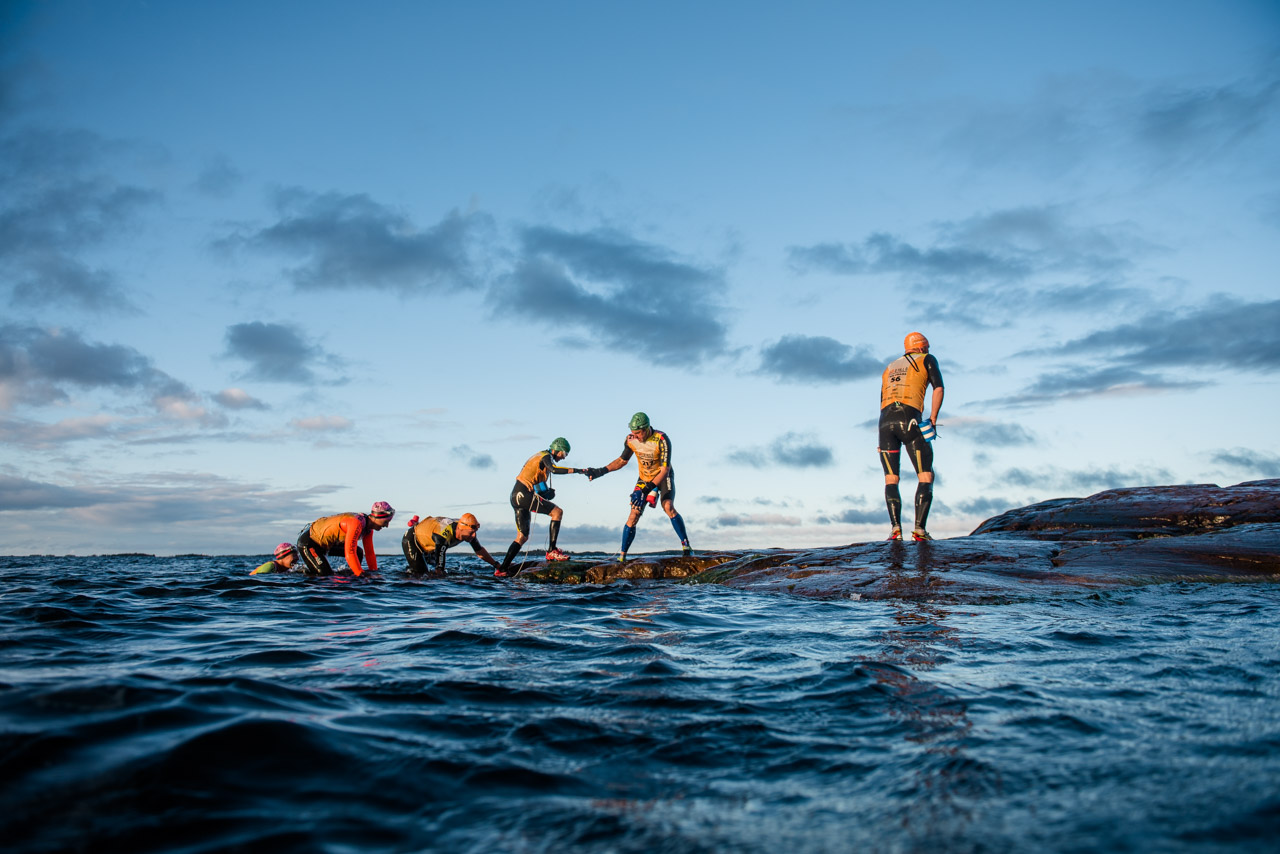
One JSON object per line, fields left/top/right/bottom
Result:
{"left": 403, "top": 513, "right": 501, "bottom": 577}
{"left": 879, "top": 332, "right": 944, "bottom": 541}
{"left": 296, "top": 501, "right": 395, "bottom": 576}
{"left": 495, "top": 438, "right": 585, "bottom": 576}
{"left": 583, "top": 412, "right": 692, "bottom": 562}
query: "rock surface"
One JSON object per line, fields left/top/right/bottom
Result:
{"left": 516, "top": 480, "right": 1280, "bottom": 602}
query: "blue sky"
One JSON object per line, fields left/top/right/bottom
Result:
{"left": 3, "top": 0, "right": 1278, "bottom": 556}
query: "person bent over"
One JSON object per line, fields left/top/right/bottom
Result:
{"left": 297, "top": 501, "right": 395, "bottom": 576}
{"left": 878, "top": 332, "right": 944, "bottom": 541}
{"left": 403, "top": 513, "right": 500, "bottom": 577}
{"left": 583, "top": 412, "right": 691, "bottom": 562}
{"left": 251, "top": 542, "right": 299, "bottom": 574}
{"left": 496, "top": 438, "right": 587, "bottom": 576}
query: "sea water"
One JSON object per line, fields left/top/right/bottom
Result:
{"left": 1, "top": 554, "right": 1277, "bottom": 853}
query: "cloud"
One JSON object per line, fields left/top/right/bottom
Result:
{"left": 938, "top": 64, "right": 1280, "bottom": 179}
{"left": 1210, "top": 449, "right": 1280, "bottom": 480}
{"left": 1134, "top": 72, "right": 1280, "bottom": 168}
{"left": 489, "top": 225, "right": 729, "bottom": 363}
{"left": 990, "top": 297, "right": 1280, "bottom": 408}
{"left": 0, "top": 470, "right": 345, "bottom": 554}
{"left": 0, "top": 414, "right": 125, "bottom": 447}
{"left": 0, "top": 323, "right": 205, "bottom": 415}
{"left": 998, "top": 465, "right": 1174, "bottom": 495}
{"left": 223, "top": 321, "right": 337, "bottom": 384}
{"left": 194, "top": 154, "right": 243, "bottom": 197}
{"left": 816, "top": 506, "right": 884, "bottom": 525}
{"left": 289, "top": 415, "right": 353, "bottom": 432}
{"left": 0, "top": 126, "right": 159, "bottom": 313}
{"left": 1038, "top": 298, "right": 1280, "bottom": 371}
{"left": 726, "top": 432, "right": 835, "bottom": 469}
{"left": 790, "top": 206, "right": 1150, "bottom": 284}
{"left": 757, "top": 335, "right": 883, "bottom": 384}
{"left": 223, "top": 188, "right": 493, "bottom": 293}
{"left": 956, "top": 422, "right": 1036, "bottom": 447}
{"left": 953, "top": 496, "right": 1021, "bottom": 519}
{"left": 707, "top": 512, "right": 802, "bottom": 529}
{"left": 0, "top": 474, "right": 101, "bottom": 510}
{"left": 452, "top": 444, "right": 497, "bottom": 470}
{"left": 214, "top": 387, "right": 268, "bottom": 410}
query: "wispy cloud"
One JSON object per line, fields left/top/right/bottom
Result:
{"left": 998, "top": 465, "right": 1175, "bottom": 495}
{"left": 0, "top": 470, "right": 345, "bottom": 554}
{"left": 221, "top": 187, "right": 493, "bottom": 293}
{"left": 726, "top": 431, "right": 835, "bottom": 469}
{"left": 1036, "top": 298, "right": 1280, "bottom": 370}
{"left": 707, "top": 512, "right": 802, "bottom": 529}
{"left": 490, "top": 225, "right": 729, "bottom": 362}
{"left": 0, "top": 126, "right": 159, "bottom": 313}
{"left": 0, "top": 324, "right": 213, "bottom": 422}
{"left": 939, "top": 64, "right": 1280, "bottom": 178}
{"left": 757, "top": 335, "right": 882, "bottom": 384}
{"left": 1210, "top": 449, "right": 1280, "bottom": 480}
{"left": 223, "top": 321, "right": 339, "bottom": 384}
{"left": 289, "top": 415, "right": 353, "bottom": 433}
{"left": 214, "top": 387, "right": 268, "bottom": 410}
{"left": 452, "top": 444, "right": 497, "bottom": 470}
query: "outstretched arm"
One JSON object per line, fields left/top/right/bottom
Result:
{"left": 343, "top": 519, "right": 365, "bottom": 575}
{"left": 471, "top": 539, "right": 500, "bottom": 569}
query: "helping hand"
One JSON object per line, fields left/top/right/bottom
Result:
{"left": 584, "top": 467, "right": 607, "bottom": 480}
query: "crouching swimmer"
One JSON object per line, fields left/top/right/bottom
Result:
{"left": 250, "top": 542, "right": 299, "bottom": 574}
{"left": 402, "top": 513, "right": 501, "bottom": 577}
{"left": 296, "top": 501, "right": 395, "bottom": 576}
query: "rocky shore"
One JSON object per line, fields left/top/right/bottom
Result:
{"left": 517, "top": 479, "right": 1280, "bottom": 602}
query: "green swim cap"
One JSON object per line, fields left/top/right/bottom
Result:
{"left": 550, "top": 437, "right": 570, "bottom": 454}
{"left": 629, "top": 412, "right": 650, "bottom": 430}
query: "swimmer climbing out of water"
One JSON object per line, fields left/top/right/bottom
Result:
{"left": 878, "top": 332, "right": 944, "bottom": 542}
{"left": 250, "top": 542, "right": 299, "bottom": 574}
{"left": 582, "top": 412, "right": 691, "bottom": 562}
{"left": 296, "top": 502, "right": 395, "bottom": 576}
{"left": 495, "top": 438, "right": 587, "bottom": 577}
{"left": 403, "top": 513, "right": 500, "bottom": 577}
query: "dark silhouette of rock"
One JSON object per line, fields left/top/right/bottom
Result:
{"left": 517, "top": 480, "right": 1280, "bottom": 602}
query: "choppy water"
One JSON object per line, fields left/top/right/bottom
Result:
{"left": 2, "top": 554, "right": 1278, "bottom": 853}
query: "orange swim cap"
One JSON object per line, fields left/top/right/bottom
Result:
{"left": 904, "top": 332, "right": 929, "bottom": 353}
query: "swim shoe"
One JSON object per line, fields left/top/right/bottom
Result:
{"left": 912, "top": 530, "right": 932, "bottom": 542}
{"left": 493, "top": 567, "right": 511, "bottom": 578}
{"left": 887, "top": 528, "right": 902, "bottom": 541}
{"left": 617, "top": 553, "right": 627, "bottom": 563}
{"left": 682, "top": 546, "right": 693, "bottom": 557}
{"left": 546, "top": 548, "right": 570, "bottom": 562}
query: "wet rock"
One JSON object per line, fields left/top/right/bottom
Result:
{"left": 522, "top": 480, "right": 1280, "bottom": 602}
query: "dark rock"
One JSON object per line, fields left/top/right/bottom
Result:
{"left": 521, "top": 480, "right": 1280, "bottom": 602}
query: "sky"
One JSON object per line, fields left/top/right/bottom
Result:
{"left": 2, "top": 0, "right": 1279, "bottom": 556}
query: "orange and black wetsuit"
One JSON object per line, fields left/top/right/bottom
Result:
{"left": 878, "top": 352, "right": 944, "bottom": 478}
{"left": 509, "top": 450, "right": 573, "bottom": 537}
{"left": 402, "top": 516, "right": 485, "bottom": 576}
{"left": 296, "top": 513, "right": 377, "bottom": 576}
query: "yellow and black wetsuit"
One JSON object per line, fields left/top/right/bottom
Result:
{"left": 878, "top": 353, "right": 944, "bottom": 477}
{"left": 402, "top": 516, "right": 477, "bottom": 576}
{"left": 620, "top": 429, "right": 675, "bottom": 507}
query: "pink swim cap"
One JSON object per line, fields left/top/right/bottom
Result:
{"left": 273, "top": 543, "right": 296, "bottom": 560}
{"left": 369, "top": 501, "right": 395, "bottom": 520}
